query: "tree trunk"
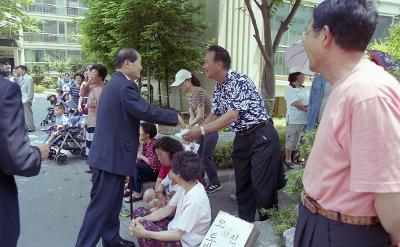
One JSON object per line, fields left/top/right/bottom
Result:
{"left": 147, "top": 67, "right": 151, "bottom": 102}
{"left": 165, "top": 69, "right": 170, "bottom": 108}
{"left": 157, "top": 79, "right": 162, "bottom": 106}
{"left": 261, "top": 61, "right": 276, "bottom": 116}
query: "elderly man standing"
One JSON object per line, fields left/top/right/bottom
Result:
{"left": 295, "top": 1, "right": 400, "bottom": 246}
{"left": 184, "top": 45, "right": 283, "bottom": 222}
{"left": 75, "top": 48, "right": 184, "bottom": 247}
{"left": 16, "top": 65, "right": 35, "bottom": 132}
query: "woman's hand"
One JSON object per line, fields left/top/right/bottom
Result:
{"left": 129, "top": 221, "right": 147, "bottom": 238}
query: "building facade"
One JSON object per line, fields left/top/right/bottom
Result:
{"left": 205, "top": 0, "right": 400, "bottom": 96}
{"left": 0, "top": 0, "right": 87, "bottom": 71}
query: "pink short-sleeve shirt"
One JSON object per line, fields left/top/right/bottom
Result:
{"left": 303, "top": 60, "right": 400, "bottom": 217}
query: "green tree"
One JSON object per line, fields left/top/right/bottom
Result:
{"left": 244, "top": 0, "right": 302, "bottom": 113}
{"left": 0, "top": 0, "right": 39, "bottom": 35}
{"left": 370, "top": 24, "right": 400, "bottom": 79}
{"left": 80, "top": 0, "right": 209, "bottom": 106}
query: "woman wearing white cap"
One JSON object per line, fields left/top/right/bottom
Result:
{"left": 171, "top": 69, "right": 222, "bottom": 193}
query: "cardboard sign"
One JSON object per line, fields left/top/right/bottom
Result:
{"left": 200, "top": 211, "right": 260, "bottom": 247}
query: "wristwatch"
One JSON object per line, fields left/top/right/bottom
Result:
{"left": 200, "top": 126, "right": 206, "bottom": 136}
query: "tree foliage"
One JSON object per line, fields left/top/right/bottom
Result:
{"left": 370, "top": 24, "right": 400, "bottom": 79}
{"left": 0, "top": 0, "right": 39, "bottom": 35}
{"left": 244, "top": 0, "right": 302, "bottom": 112}
{"left": 370, "top": 24, "right": 400, "bottom": 61}
{"left": 80, "top": 0, "right": 210, "bottom": 106}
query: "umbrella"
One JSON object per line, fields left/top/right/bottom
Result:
{"left": 284, "top": 41, "right": 315, "bottom": 75}
{"left": 367, "top": 50, "right": 400, "bottom": 70}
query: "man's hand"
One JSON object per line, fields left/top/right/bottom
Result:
{"left": 183, "top": 126, "right": 201, "bottom": 142}
{"left": 33, "top": 144, "right": 50, "bottom": 160}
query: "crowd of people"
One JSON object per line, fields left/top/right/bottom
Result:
{"left": 1, "top": 0, "right": 400, "bottom": 247}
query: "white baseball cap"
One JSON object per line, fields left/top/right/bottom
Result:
{"left": 171, "top": 69, "right": 192, "bottom": 87}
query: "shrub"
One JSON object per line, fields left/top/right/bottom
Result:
{"left": 262, "top": 129, "right": 318, "bottom": 235}
{"left": 34, "top": 85, "right": 46, "bottom": 93}
{"left": 261, "top": 204, "right": 298, "bottom": 235}
{"left": 213, "top": 140, "right": 233, "bottom": 169}
{"left": 42, "top": 76, "right": 57, "bottom": 89}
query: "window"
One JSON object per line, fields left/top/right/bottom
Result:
{"left": 67, "top": 50, "right": 82, "bottom": 60}
{"left": 43, "top": 21, "right": 58, "bottom": 34}
{"left": 67, "top": 22, "right": 79, "bottom": 35}
{"left": 274, "top": 51, "right": 289, "bottom": 76}
{"left": 34, "top": 50, "right": 45, "bottom": 62}
{"left": 59, "top": 22, "right": 65, "bottom": 34}
{"left": 372, "top": 15, "right": 393, "bottom": 42}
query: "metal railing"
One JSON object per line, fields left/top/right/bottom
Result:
{"left": 23, "top": 32, "right": 79, "bottom": 44}
{"left": 26, "top": 3, "right": 87, "bottom": 17}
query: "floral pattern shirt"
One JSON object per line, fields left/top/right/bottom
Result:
{"left": 211, "top": 69, "right": 269, "bottom": 132}
{"left": 142, "top": 138, "right": 161, "bottom": 173}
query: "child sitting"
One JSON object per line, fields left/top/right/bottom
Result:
{"left": 45, "top": 104, "right": 71, "bottom": 144}
{"left": 56, "top": 89, "right": 64, "bottom": 104}
{"left": 124, "top": 122, "right": 162, "bottom": 203}
{"left": 144, "top": 171, "right": 181, "bottom": 212}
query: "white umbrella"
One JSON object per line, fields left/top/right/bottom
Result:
{"left": 284, "top": 41, "right": 315, "bottom": 75}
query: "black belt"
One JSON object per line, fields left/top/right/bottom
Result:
{"left": 236, "top": 121, "right": 268, "bottom": 137}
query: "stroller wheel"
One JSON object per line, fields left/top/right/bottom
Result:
{"left": 70, "top": 149, "right": 80, "bottom": 155}
{"left": 49, "top": 149, "right": 57, "bottom": 160}
{"left": 55, "top": 153, "right": 67, "bottom": 165}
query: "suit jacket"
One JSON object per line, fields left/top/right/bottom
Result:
{"left": 87, "top": 71, "right": 178, "bottom": 176}
{"left": 0, "top": 76, "right": 42, "bottom": 247}
{"left": 18, "top": 74, "right": 34, "bottom": 103}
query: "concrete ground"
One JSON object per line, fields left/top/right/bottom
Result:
{"left": 15, "top": 93, "right": 289, "bottom": 247}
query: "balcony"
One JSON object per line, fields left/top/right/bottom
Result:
{"left": 23, "top": 32, "right": 79, "bottom": 45}
{"left": 26, "top": 3, "right": 87, "bottom": 17}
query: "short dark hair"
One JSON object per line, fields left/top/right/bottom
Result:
{"left": 55, "top": 104, "right": 65, "bottom": 111}
{"left": 312, "top": 0, "right": 378, "bottom": 52}
{"left": 288, "top": 72, "right": 303, "bottom": 83}
{"left": 153, "top": 136, "right": 183, "bottom": 159}
{"left": 172, "top": 151, "right": 203, "bottom": 182}
{"left": 74, "top": 72, "right": 85, "bottom": 81}
{"left": 56, "top": 88, "right": 63, "bottom": 94}
{"left": 207, "top": 45, "right": 231, "bottom": 70}
{"left": 16, "top": 65, "right": 28, "bottom": 72}
{"left": 115, "top": 48, "right": 139, "bottom": 69}
{"left": 90, "top": 64, "right": 107, "bottom": 81}
{"left": 140, "top": 122, "right": 158, "bottom": 139}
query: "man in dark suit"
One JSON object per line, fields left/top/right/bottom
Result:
{"left": 0, "top": 76, "right": 49, "bottom": 247}
{"left": 75, "top": 48, "right": 184, "bottom": 247}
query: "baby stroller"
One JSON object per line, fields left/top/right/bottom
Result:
{"left": 47, "top": 115, "right": 87, "bottom": 165}
{"left": 40, "top": 95, "right": 57, "bottom": 126}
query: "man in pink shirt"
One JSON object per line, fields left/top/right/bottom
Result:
{"left": 295, "top": 1, "right": 400, "bottom": 246}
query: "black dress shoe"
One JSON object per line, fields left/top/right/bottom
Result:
{"left": 102, "top": 239, "right": 135, "bottom": 247}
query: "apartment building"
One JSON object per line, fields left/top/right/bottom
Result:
{"left": 0, "top": 0, "right": 87, "bottom": 71}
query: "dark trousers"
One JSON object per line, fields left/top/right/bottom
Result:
{"left": 198, "top": 131, "right": 220, "bottom": 185}
{"left": 132, "top": 163, "right": 158, "bottom": 193}
{"left": 75, "top": 168, "right": 125, "bottom": 247}
{"left": 233, "top": 122, "right": 282, "bottom": 222}
{"left": 294, "top": 204, "right": 391, "bottom": 247}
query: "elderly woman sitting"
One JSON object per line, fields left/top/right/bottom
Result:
{"left": 129, "top": 151, "right": 211, "bottom": 247}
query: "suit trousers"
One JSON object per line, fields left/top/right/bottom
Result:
{"left": 23, "top": 102, "right": 34, "bottom": 130}
{"left": 197, "top": 131, "right": 220, "bottom": 185}
{"left": 75, "top": 168, "right": 125, "bottom": 247}
{"left": 294, "top": 204, "right": 391, "bottom": 247}
{"left": 233, "top": 121, "right": 282, "bottom": 222}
